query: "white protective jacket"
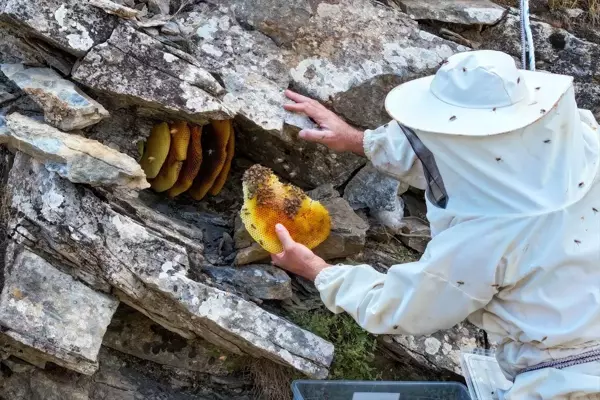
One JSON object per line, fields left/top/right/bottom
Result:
{"left": 315, "top": 86, "right": 600, "bottom": 399}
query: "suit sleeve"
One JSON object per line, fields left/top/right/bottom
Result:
{"left": 363, "top": 120, "right": 428, "bottom": 190}
{"left": 314, "top": 220, "right": 504, "bottom": 335}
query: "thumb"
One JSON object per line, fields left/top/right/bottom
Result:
{"left": 275, "top": 224, "right": 295, "bottom": 249}
{"left": 299, "top": 129, "right": 333, "bottom": 144}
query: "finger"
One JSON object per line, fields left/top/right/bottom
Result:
{"left": 299, "top": 129, "right": 334, "bottom": 143}
{"left": 270, "top": 253, "right": 284, "bottom": 266}
{"left": 283, "top": 103, "right": 308, "bottom": 112}
{"left": 284, "top": 89, "right": 313, "bottom": 103}
{"left": 275, "top": 224, "right": 295, "bottom": 249}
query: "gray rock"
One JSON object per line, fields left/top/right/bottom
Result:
{"left": 89, "top": 0, "right": 140, "bottom": 19}
{"left": 103, "top": 305, "right": 242, "bottom": 374}
{"left": 161, "top": 21, "right": 180, "bottom": 35}
{"left": 381, "top": 321, "right": 487, "bottom": 376}
{"left": 396, "top": 0, "right": 507, "bottom": 25}
{"left": 235, "top": 186, "right": 369, "bottom": 265}
{"left": 398, "top": 216, "right": 431, "bottom": 253}
{"left": 343, "top": 163, "right": 401, "bottom": 212}
{"left": 0, "top": 0, "right": 117, "bottom": 57}
{"left": 1, "top": 113, "right": 149, "bottom": 190}
{"left": 1, "top": 64, "right": 109, "bottom": 131}
{"left": 373, "top": 196, "right": 406, "bottom": 233}
{"left": 72, "top": 23, "right": 232, "bottom": 125}
{"left": 0, "top": 247, "right": 119, "bottom": 375}
{"left": 148, "top": 0, "right": 171, "bottom": 15}
{"left": 6, "top": 154, "right": 334, "bottom": 378}
{"left": 202, "top": 265, "right": 292, "bottom": 300}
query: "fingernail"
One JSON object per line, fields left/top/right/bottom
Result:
{"left": 299, "top": 130, "right": 307, "bottom": 138}
{"left": 275, "top": 224, "right": 283, "bottom": 231}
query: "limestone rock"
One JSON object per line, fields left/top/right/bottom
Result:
{"left": 343, "top": 163, "right": 401, "bottom": 212}
{"left": 6, "top": 154, "right": 334, "bottom": 378}
{"left": 396, "top": 0, "right": 506, "bottom": 25}
{"left": 382, "top": 321, "right": 487, "bottom": 376}
{"left": 1, "top": 113, "right": 149, "bottom": 190}
{"left": 373, "top": 196, "right": 406, "bottom": 234}
{"left": 1, "top": 64, "right": 109, "bottom": 131}
{"left": 202, "top": 265, "right": 292, "bottom": 300}
{"left": 0, "top": 247, "right": 119, "bottom": 375}
{"left": 103, "top": 305, "right": 241, "bottom": 374}
{"left": 0, "top": 0, "right": 117, "bottom": 57}
{"left": 72, "top": 23, "right": 232, "bottom": 125}
{"left": 234, "top": 185, "right": 369, "bottom": 264}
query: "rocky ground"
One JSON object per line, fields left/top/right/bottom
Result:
{"left": 0, "top": 0, "right": 598, "bottom": 399}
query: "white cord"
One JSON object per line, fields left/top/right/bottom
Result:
{"left": 520, "top": 0, "right": 536, "bottom": 71}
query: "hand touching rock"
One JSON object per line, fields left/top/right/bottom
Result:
{"left": 271, "top": 224, "right": 330, "bottom": 281}
{"left": 284, "top": 90, "right": 365, "bottom": 155}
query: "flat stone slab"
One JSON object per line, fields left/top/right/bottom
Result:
{"left": 0, "top": 247, "right": 119, "bottom": 374}
{"left": 397, "top": 0, "right": 506, "bottom": 25}
{"left": 1, "top": 64, "right": 109, "bottom": 131}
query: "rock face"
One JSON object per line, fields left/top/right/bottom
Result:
{"left": 344, "top": 163, "right": 402, "bottom": 212}
{"left": 202, "top": 265, "right": 292, "bottom": 300}
{"left": 72, "top": 23, "right": 232, "bottom": 125}
{"left": 0, "top": 247, "right": 119, "bottom": 375}
{"left": 0, "top": 0, "right": 117, "bottom": 57}
{"left": 1, "top": 64, "right": 109, "bottom": 131}
{"left": 5, "top": 153, "right": 334, "bottom": 379}
{"left": 396, "top": 0, "right": 506, "bottom": 25}
{"left": 1, "top": 113, "right": 149, "bottom": 190}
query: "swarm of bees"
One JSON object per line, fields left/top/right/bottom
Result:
{"left": 138, "top": 120, "right": 234, "bottom": 200}
{"left": 240, "top": 164, "right": 331, "bottom": 254}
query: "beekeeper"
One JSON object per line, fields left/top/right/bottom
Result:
{"left": 275, "top": 49, "right": 600, "bottom": 399}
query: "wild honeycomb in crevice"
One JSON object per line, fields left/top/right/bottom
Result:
{"left": 241, "top": 164, "right": 331, "bottom": 254}
{"left": 138, "top": 119, "right": 234, "bottom": 200}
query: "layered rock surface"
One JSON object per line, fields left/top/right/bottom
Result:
{"left": 1, "top": 0, "right": 596, "bottom": 397}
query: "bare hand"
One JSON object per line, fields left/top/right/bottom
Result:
{"left": 284, "top": 90, "right": 365, "bottom": 155}
{"left": 271, "top": 224, "right": 330, "bottom": 281}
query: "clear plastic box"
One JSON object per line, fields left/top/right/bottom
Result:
{"left": 291, "top": 380, "right": 471, "bottom": 400}
{"left": 460, "top": 348, "right": 513, "bottom": 400}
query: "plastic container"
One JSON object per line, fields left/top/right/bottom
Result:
{"left": 291, "top": 380, "right": 471, "bottom": 400}
{"left": 460, "top": 348, "right": 513, "bottom": 400}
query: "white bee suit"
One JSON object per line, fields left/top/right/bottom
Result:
{"left": 314, "top": 64, "right": 600, "bottom": 397}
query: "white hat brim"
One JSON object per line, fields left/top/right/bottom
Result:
{"left": 384, "top": 70, "right": 574, "bottom": 136}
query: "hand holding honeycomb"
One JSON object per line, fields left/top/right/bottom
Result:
{"left": 241, "top": 165, "right": 331, "bottom": 254}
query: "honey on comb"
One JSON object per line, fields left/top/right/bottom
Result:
{"left": 139, "top": 122, "right": 170, "bottom": 179}
{"left": 241, "top": 164, "right": 331, "bottom": 254}
{"left": 208, "top": 120, "right": 235, "bottom": 196}
{"left": 169, "top": 121, "right": 191, "bottom": 161}
{"left": 168, "top": 124, "right": 203, "bottom": 198}
{"left": 188, "top": 120, "right": 231, "bottom": 200}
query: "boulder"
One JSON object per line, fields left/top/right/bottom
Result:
{"left": 1, "top": 64, "right": 109, "bottom": 131}
{"left": 395, "top": 0, "right": 507, "bottom": 25}
{"left": 1, "top": 113, "right": 149, "bottom": 190}
{"left": 6, "top": 153, "right": 334, "bottom": 379}
{"left": 0, "top": 0, "right": 117, "bottom": 57}
{"left": 0, "top": 247, "right": 119, "bottom": 375}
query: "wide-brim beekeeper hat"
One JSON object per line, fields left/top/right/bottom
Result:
{"left": 385, "top": 50, "right": 574, "bottom": 136}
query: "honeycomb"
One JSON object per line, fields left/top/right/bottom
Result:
{"left": 241, "top": 165, "right": 331, "bottom": 254}
{"left": 150, "top": 122, "right": 190, "bottom": 192}
{"left": 139, "top": 122, "right": 170, "bottom": 179}
{"left": 208, "top": 120, "right": 235, "bottom": 196}
{"left": 188, "top": 120, "right": 231, "bottom": 201}
{"left": 168, "top": 124, "right": 203, "bottom": 198}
